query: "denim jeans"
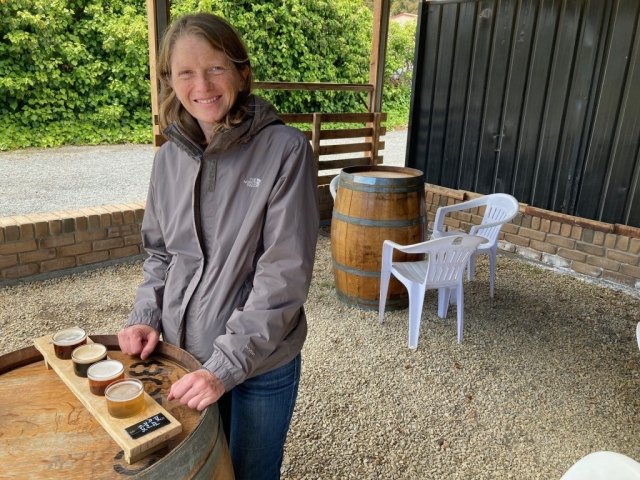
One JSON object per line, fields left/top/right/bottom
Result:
{"left": 217, "top": 353, "right": 301, "bottom": 480}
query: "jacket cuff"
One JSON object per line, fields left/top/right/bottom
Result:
{"left": 202, "top": 351, "right": 238, "bottom": 392}
{"left": 126, "top": 311, "right": 162, "bottom": 332}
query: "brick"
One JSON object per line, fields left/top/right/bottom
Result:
{"left": 108, "top": 225, "right": 135, "bottom": 238}
{"left": 531, "top": 217, "right": 541, "bottom": 230}
{"left": 19, "top": 248, "right": 57, "bottom": 263}
{"left": 58, "top": 214, "right": 76, "bottom": 234}
{"left": 512, "top": 213, "right": 523, "bottom": 226}
{"left": 586, "top": 255, "right": 620, "bottom": 271}
{"left": 471, "top": 214, "right": 483, "bottom": 225}
{"left": 0, "top": 240, "right": 37, "bottom": 255}
{"left": 541, "top": 253, "right": 571, "bottom": 269}
{"left": 426, "top": 191, "right": 434, "bottom": 203}
{"left": 518, "top": 227, "right": 546, "bottom": 242}
{"left": 41, "top": 257, "right": 76, "bottom": 273}
{"left": 40, "top": 213, "right": 62, "bottom": 236}
{"left": 575, "top": 242, "right": 605, "bottom": 256}
{"left": 602, "top": 270, "right": 635, "bottom": 287}
{"left": 12, "top": 216, "right": 35, "bottom": 240}
{"left": 570, "top": 225, "right": 583, "bottom": 240}
{"left": 4, "top": 224, "right": 20, "bottom": 242}
{"left": 571, "top": 262, "right": 602, "bottom": 278}
{"left": 498, "top": 240, "right": 516, "bottom": 253}
{"left": 620, "top": 263, "right": 640, "bottom": 278}
{"left": 560, "top": 224, "right": 572, "bottom": 237}
{"left": 93, "top": 238, "right": 124, "bottom": 252}
{"left": 581, "top": 229, "right": 594, "bottom": 244}
{"left": 501, "top": 223, "right": 519, "bottom": 234}
{"left": 521, "top": 215, "right": 532, "bottom": 229}
{"left": 65, "top": 210, "right": 88, "bottom": 231}
{"left": 593, "top": 231, "right": 605, "bottom": 246}
{"left": 24, "top": 214, "right": 49, "bottom": 237}
{"left": 604, "top": 234, "right": 617, "bottom": 248}
{"left": 124, "top": 234, "right": 142, "bottom": 246}
{"left": 504, "top": 234, "right": 530, "bottom": 247}
{"left": 515, "top": 245, "right": 542, "bottom": 261}
{"left": 540, "top": 219, "right": 551, "bottom": 233}
{"left": 630, "top": 238, "right": 640, "bottom": 254}
{"left": 546, "top": 235, "right": 576, "bottom": 249}
{"left": 0, "top": 227, "right": 4, "bottom": 243}
{"left": 606, "top": 250, "right": 638, "bottom": 265}
{"left": 1, "top": 263, "right": 39, "bottom": 279}
{"left": 57, "top": 244, "right": 92, "bottom": 257}
{"left": 110, "top": 245, "right": 140, "bottom": 259}
{"left": 0, "top": 254, "right": 18, "bottom": 268}
{"left": 83, "top": 209, "right": 101, "bottom": 229}
{"left": 75, "top": 229, "right": 108, "bottom": 243}
{"left": 616, "top": 236, "right": 630, "bottom": 251}
{"left": 443, "top": 217, "right": 461, "bottom": 229}
{"left": 39, "top": 234, "right": 75, "bottom": 249}
{"left": 121, "top": 208, "right": 136, "bottom": 224}
{"left": 529, "top": 239, "right": 557, "bottom": 254}
{"left": 89, "top": 208, "right": 112, "bottom": 228}
{"left": 557, "top": 248, "right": 587, "bottom": 262}
{"left": 457, "top": 212, "right": 472, "bottom": 223}
{"left": 77, "top": 251, "right": 109, "bottom": 266}
{"left": 550, "top": 221, "right": 562, "bottom": 235}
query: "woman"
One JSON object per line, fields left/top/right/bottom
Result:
{"left": 118, "top": 13, "right": 319, "bottom": 479}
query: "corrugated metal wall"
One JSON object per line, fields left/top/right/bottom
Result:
{"left": 406, "top": 0, "right": 640, "bottom": 227}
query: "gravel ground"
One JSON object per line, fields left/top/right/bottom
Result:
{"left": 1, "top": 234, "right": 638, "bottom": 479}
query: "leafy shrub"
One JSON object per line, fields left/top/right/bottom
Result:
{"left": 0, "top": 0, "right": 415, "bottom": 150}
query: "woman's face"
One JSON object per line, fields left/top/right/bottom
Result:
{"left": 170, "top": 34, "right": 248, "bottom": 142}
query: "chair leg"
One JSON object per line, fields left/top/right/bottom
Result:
{"left": 437, "top": 288, "right": 451, "bottom": 318}
{"left": 379, "top": 269, "right": 392, "bottom": 324}
{"left": 456, "top": 286, "right": 465, "bottom": 344}
{"left": 408, "top": 284, "right": 425, "bottom": 350}
{"left": 468, "top": 252, "right": 477, "bottom": 281}
{"left": 488, "top": 249, "right": 497, "bottom": 298}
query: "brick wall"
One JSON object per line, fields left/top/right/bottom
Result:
{"left": 0, "top": 203, "right": 145, "bottom": 285}
{"left": 3, "top": 185, "right": 640, "bottom": 293}
{"left": 425, "top": 184, "right": 640, "bottom": 292}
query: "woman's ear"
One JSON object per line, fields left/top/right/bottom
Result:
{"left": 239, "top": 66, "right": 250, "bottom": 91}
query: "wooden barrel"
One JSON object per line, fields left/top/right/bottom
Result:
{"left": 331, "top": 166, "right": 427, "bottom": 310}
{"left": 0, "top": 335, "right": 234, "bottom": 480}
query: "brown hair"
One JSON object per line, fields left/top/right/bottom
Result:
{"left": 157, "top": 13, "right": 253, "bottom": 144}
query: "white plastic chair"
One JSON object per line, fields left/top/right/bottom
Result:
{"left": 561, "top": 451, "right": 640, "bottom": 480}
{"left": 330, "top": 175, "right": 340, "bottom": 201}
{"left": 431, "top": 193, "right": 519, "bottom": 297}
{"left": 379, "top": 235, "right": 486, "bottom": 348}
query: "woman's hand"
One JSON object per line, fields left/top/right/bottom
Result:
{"left": 117, "top": 324, "right": 160, "bottom": 360}
{"left": 168, "top": 369, "right": 226, "bottom": 411}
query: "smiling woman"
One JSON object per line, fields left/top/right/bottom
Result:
{"left": 117, "top": 12, "right": 319, "bottom": 480}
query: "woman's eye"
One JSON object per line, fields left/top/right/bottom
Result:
{"left": 209, "top": 66, "right": 225, "bottom": 74}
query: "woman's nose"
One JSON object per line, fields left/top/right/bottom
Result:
{"left": 194, "top": 72, "right": 212, "bottom": 89}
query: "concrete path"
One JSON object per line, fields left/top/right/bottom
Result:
{"left": 0, "top": 129, "right": 408, "bottom": 218}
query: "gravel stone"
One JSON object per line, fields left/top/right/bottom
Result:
{"left": 1, "top": 234, "right": 639, "bottom": 478}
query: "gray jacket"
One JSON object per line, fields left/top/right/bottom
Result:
{"left": 127, "top": 96, "right": 319, "bottom": 391}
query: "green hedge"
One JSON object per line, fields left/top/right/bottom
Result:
{"left": 0, "top": 0, "right": 415, "bottom": 150}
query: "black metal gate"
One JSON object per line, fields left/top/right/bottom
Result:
{"left": 406, "top": 0, "right": 640, "bottom": 228}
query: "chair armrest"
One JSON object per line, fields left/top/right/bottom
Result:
{"left": 469, "top": 219, "right": 510, "bottom": 236}
{"left": 383, "top": 239, "right": 432, "bottom": 255}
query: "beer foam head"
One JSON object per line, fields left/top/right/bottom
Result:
{"left": 87, "top": 359, "right": 124, "bottom": 380}
{"left": 72, "top": 343, "right": 107, "bottom": 363}
{"left": 106, "top": 379, "right": 143, "bottom": 401}
{"left": 52, "top": 327, "right": 86, "bottom": 345}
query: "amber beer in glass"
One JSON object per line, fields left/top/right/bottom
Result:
{"left": 87, "top": 360, "right": 125, "bottom": 396}
{"left": 105, "top": 378, "right": 145, "bottom": 419}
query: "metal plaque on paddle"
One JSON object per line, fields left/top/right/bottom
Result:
{"left": 125, "top": 413, "right": 171, "bottom": 439}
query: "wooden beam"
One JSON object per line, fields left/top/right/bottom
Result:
{"left": 368, "top": 0, "right": 391, "bottom": 112}
{"left": 147, "top": 0, "right": 170, "bottom": 151}
{"left": 254, "top": 82, "right": 373, "bottom": 92}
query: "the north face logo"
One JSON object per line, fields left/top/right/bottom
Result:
{"left": 244, "top": 178, "right": 261, "bottom": 188}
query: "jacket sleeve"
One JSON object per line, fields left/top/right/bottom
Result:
{"left": 202, "top": 134, "right": 319, "bottom": 390}
{"left": 126, "top": 172, "right": 169, "bottom": 332}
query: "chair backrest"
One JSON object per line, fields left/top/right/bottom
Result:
{"left": 330, "top": 175, "right": 339, "bottom": 200}
{"left": 423, "top": 235, "right": 486, "bottom": 287}
{"left": 475, "top": 194, "right": 520, "bottom": 244}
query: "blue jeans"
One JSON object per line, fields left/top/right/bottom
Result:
{"left": 217, "top": 354, "right": 301, "bottom": 480}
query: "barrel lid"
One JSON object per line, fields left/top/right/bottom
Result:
{"left": 52, "top": 327, "right": 86, "bottom": 345}
{"left": 87, "top": 359, "right": 124, "bottom": 380}
{"left": 339, "top": 166, "right": 424, "bottom": 186}
{"left": 72, "top": 343, "right": 107, "bottom": 363}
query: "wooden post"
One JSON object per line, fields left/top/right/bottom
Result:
{"left": 367, "top": 0, "right": 390, "bottom": 165}
{"left": 312, "top": 113, "right": 322, "bottom": 173}
{"left": 147, "top": 0, "right": 170, "bottom": 152}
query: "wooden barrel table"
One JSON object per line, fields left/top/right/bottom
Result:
{"left": 0, "top": 335, "right": 234, "bottom": 479}
{"left": 331, "top": 166, "right": 427, "bottom": 310}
